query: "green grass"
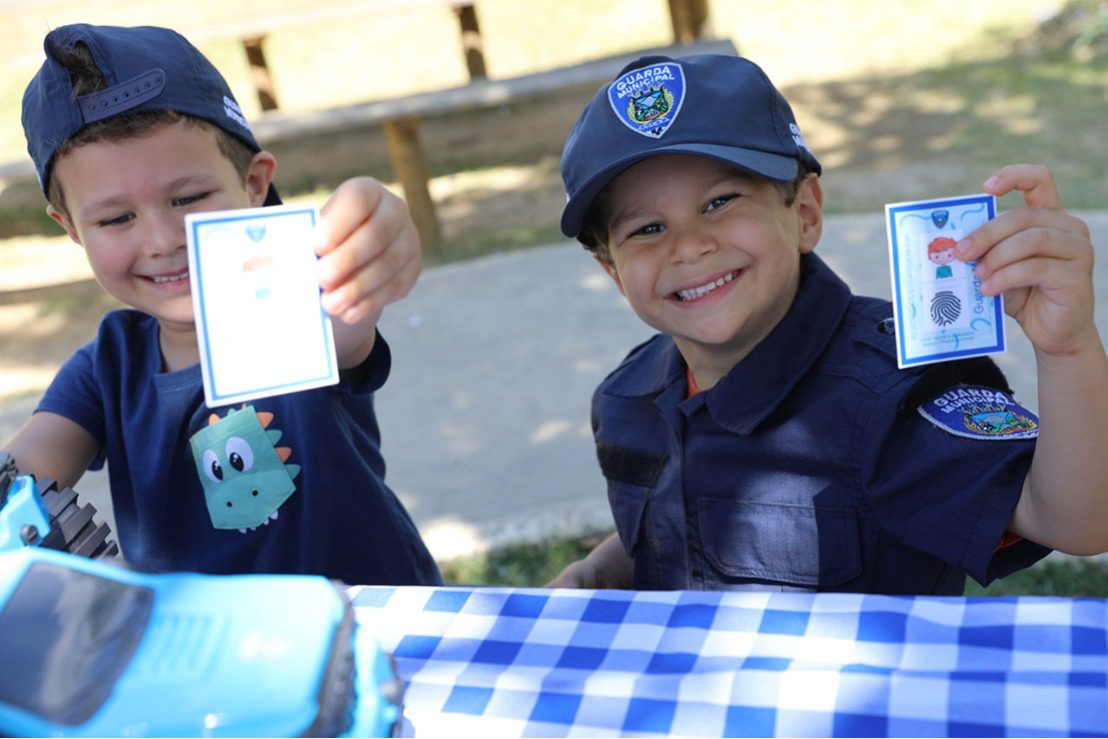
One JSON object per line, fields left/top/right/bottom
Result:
{"left": 900, "top": 53, "right": 1107, "bottom": 209}
{"left": 443, "top": 532, "right": 1108, "bottom": 597}
{"left": 440, "top": 532, "right": 607, "bottom": 587}
{"left": 965, "top": 558, "right": 1108, "bottom": 597}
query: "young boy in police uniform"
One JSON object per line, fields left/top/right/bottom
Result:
{"left": 549, "top": 53, "right": 1108, "bottom": 593}
{"left": 2, "top": 24, "right": 441, "bottom": 585}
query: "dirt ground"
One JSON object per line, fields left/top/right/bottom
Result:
{"left": 0, "top": 76, "right": 1009, "bottom": 405}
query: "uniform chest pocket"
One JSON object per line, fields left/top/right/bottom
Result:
{"left": 597, "top": 442, "right": 666, "bottom": 557}
{"left": 696, "top": 499, "right": 862, "bottom": 588}
{"left": 607, "top": 481, "right": 650, "bottom": 556}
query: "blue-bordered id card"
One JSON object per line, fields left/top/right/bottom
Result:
{"left": 885, "top": 194, "right": 1005, "bottom": 368}
{"left": 186, "top": 204, "right": 338, "bottom": 407}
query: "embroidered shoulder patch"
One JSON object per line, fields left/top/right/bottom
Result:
{"left": 918, "top": 385, "right": 1039, "bottom": 440}
{"left": 608, "top": 61, "right": 686, "bottom": 138}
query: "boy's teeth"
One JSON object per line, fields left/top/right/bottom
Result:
{"left": 677, "top": 270, "right": 736, "bottom": 301}
{"left": 151, "top": 271, "right": 188, "bottom": 284}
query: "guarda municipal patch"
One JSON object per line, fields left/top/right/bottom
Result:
{"left": 608, "top": 61, "right": 686, "bottom": 138}
{"left": 918, "top": 385, "right": 1039, "bottom": 440}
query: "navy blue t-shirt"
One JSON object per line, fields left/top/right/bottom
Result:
{"left": 593, "top": 254, "right": 1049, "bottom": 594}
{"left": 37, "top": 309, "right": 441, "bottom": 586}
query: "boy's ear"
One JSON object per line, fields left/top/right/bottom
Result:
{"left": 795, "top": 174, "right": 824, "bottom": 255}
{"left": 596, "top": 255, "right": 625, "bottom": 296}
{"left": 245, "top": 150, "right": 278, "bottom": 207}
{"left": 46, "top": 204, "right": 81, "bottom": 246}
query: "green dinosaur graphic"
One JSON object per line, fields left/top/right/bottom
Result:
{"left": 189, "top": 406, "right": 300, "bottom": 531}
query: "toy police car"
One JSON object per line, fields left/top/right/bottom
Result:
{"left": 0, "top": 455, "right": 402, "bottom": 737}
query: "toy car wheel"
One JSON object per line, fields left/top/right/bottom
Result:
{"left": 36, "top": 477, "right": 119, "bottom": 561}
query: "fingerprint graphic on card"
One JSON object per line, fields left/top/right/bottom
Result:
{"left": 930, "top": 290, "right": 962, "bottom": 327}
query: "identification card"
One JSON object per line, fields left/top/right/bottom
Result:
{"left": 186, "top": 204, "right": 339, "bottom": 407}
{"left": 885, "top": 194, "right": 1005, "bottom": 368}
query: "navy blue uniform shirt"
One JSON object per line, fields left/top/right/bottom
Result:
{"left": 593, "top": 253, "right": 1049, "bottom": 593}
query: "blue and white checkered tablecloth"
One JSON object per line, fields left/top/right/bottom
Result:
{"left": 347, "top": 586, "right": 1108, "bottom": 737}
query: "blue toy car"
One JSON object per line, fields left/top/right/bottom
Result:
{"left": 0, "top": 453, "right": 117, "bottom": 560}
{"left": 0, "top": 547, "right": 403, "bottom": 737}
{"left": 0, "top": 451, "right": 402, "bottom": 736}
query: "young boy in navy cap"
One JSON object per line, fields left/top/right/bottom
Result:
{"left": 550, "top": 53, "right": 1108, "bottom": 593}
{"left": 2, "top": 24, "right": 441, "bottom": 585}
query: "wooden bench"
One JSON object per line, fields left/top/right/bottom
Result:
{"left": 251, "top": 37, "right": 738, "bottom": 246}
{"left": 1, "top": 0, "right": 728, "bottom": 248}
{"left": 199, "top": 0, "right": 712, "bottom": 114}
{"left": 201, "top": 0, "right": 719, "bottom": 246}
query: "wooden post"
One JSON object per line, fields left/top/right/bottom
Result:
{"left": 453, "top": 3, "right": 488, "bottom": 80}
{"left": 242, "top": 35, "right": 280, "bottom": 111}
{"left": 382, "top": 117, "right": 441, "bottom": 250}
{"left": 666, "top": 0, "right": 710, "bottom": 44}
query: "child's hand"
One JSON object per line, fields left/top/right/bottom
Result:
{"left": 545, "top": 532, "right": 633, "bottom": 589}
{"left": 955, "top": 164, "right": 1096, "bottom": 357}
{"left": 314, "top": 177, "right": 422, "bottom": 365}
{"left": 546, "top": 558, "right": 603, "bottom": 589}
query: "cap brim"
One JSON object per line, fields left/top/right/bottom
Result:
{"left": 560, "top": 143, "right": 799, "bottom": 238}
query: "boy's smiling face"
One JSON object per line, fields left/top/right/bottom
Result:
{"left": 598, "top": 154, "right": 822, "bottom": 382}
{"left": 929, "top": 248, "right": 956, "bottom": 266}
{"left": 48, "top": 119, "right": 274, "bottom": 350}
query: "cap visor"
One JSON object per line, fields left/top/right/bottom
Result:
{"left": 561, "top": 143, "right": 799, "bottom": 238}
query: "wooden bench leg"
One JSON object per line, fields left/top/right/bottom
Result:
{"left": 242, "top": 35, "right": 280, "bottom": 111}
{"left": 383, "top": 117, "right": 441, "bottom": 250}
{"left": 453, "top": 4, "right": 488, "bottom": 80}
{"left": 667, "top": 0, "right": 711, "bottom": 44}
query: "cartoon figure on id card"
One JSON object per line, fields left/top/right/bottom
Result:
{"left": 928, "top": 237, "right": 958, "bottom": 279}
{"left": 922, "top": 229, "right": 970, "bottom": 330}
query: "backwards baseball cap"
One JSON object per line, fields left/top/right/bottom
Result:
{"left": 22, "top": 23, "right": 279, "bottom": 204}
{"left": 560, "top": 53, "right": 820, "bottom": 238}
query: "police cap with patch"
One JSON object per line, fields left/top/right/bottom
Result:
{"left": 559, "top": 53, "right": 822, "bottom": 238}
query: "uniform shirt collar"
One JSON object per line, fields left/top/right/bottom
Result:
{"left": 601, "top": 253, "right": 854, "bottom": 433}
{"left": 704, "top": 252, "right": 852, "bottom": 434}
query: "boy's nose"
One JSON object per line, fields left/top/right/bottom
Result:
{"left": 670, "top": 227, "right": 717, "bottom": 263}
{"left": 143, "top": 211, "right": 186, "bottom": 257}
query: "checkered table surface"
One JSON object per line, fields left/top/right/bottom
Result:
{"left": 347, "top": 586, "right": 1108, "bottom": 737}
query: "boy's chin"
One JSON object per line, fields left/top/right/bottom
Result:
{"left": 146, "top": 299, "right": 197, "bottom": 330}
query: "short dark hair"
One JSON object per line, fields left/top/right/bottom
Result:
{"left": 578, "top": 161, "right": 816, "bottom": 264}
{"left": 45, "top": 41, "right": 256, "bottom": 217}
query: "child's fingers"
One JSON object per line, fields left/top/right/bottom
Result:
{"left": 319, "top": 245, "right": 415, "bottom": 317}
{"left": 982, "top": 163, "right": 1063, "bottom": 209}
{"left": 976, "top": 255, "right": 1071, "bottom": 297}
{"left": 316, "top": 195, "right": 410, "bottom": 296}
{"left": 311, "top": 176, "right": 422, "bottom": 319}
{"left": 972, "top": 223, "right": 1091, "bottom": 283}
{"left": 318, "top": 214, "right": 419, "bottom": 318}
{"left": 328, "top": 249, "right": 421, "bottom": 324}
{"left": 314, "top": 177, "right": 387, "bottom": 258}
{"left": 316, "top": 217, "right": 395, "bottom": 295}
{"left": 955, "top": 205, "right": 1089, "bottom": 264}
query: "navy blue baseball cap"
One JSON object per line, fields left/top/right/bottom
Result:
{"left": 560, "top": 53, "right": 820, "bottom": 238}
{"left": 22, "top": 23, "right": 279, "bottom": 204}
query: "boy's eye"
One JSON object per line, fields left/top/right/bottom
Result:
{"left": 173, "top": 192, "right": 210, "bottom": 207}
{"left": 630, "top": 222, "right": 664, "bottom": 237}
{"left": 704, "top": 194, "right": 737, "bottom": 212}
{"left": 99, "top": 213, "right": 135, "bottom": 227}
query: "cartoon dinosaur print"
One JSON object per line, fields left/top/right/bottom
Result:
{"left": 189, "top": 406, "right": 300, "bottom": 533}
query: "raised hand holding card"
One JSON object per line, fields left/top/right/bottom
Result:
{"left": 187, "top": 205, "right": 339, "bottom": 407}
{"left": 885, "top": 194, "right": 1005, "bottom": 368}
